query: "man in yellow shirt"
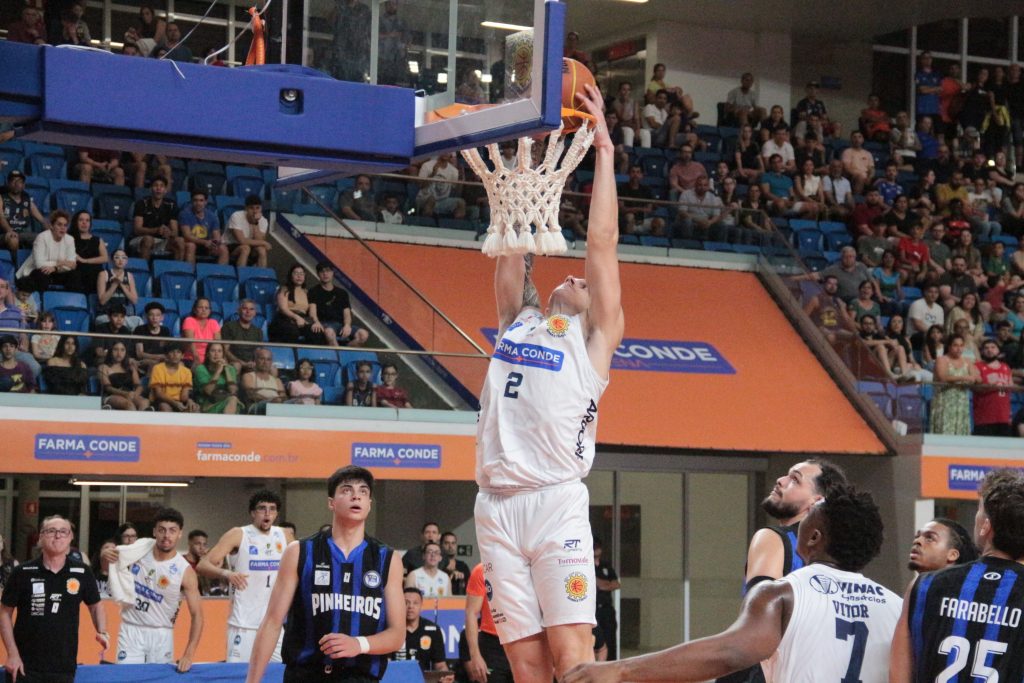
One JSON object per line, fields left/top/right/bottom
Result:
{"left": 150, "top": 342, "right": 199, "bottom": 412}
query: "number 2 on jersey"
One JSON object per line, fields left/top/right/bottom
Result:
{"left": 834, "top": 617, "right": 868, "bottom": 683}
{"left": 504, "top": 372, "right": 524, "bottom": 399}
{"left": 936, "top": 636, "right": 1007, "bottom": 682}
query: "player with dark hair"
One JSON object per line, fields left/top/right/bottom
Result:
{"left": 890, "top": 468, "right": 1024, "bottom": 682}
{"left": 565, "top": 486, "right": 902, "bottom": 683}
{"left": 198, "top": 488, "right": 294, "bottom": 662}
{"left": 907, "top": 517, "right": 978, "bottom": 573}
{"left": 392, "top": 587, "right": 451, "bottom": 675}
{"left": 474, "top": 85, "right": 622, "bottom": 683}
{"left": 245, "top": 466, "right": 404, "bottom": 683}
{"left": 717, "top": 459, "right": 848, "bottom": 683}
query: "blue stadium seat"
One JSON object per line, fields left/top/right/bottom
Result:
{"left": 901, "top": 286, "right": 922, "bottom": 301}
{"left": 618, "top": 235, "right": 640, "bottom": 245}
{"left": 639, "top": 235, "right": 670, "bottom": 248}
{"left": 703, "top": 241, "right": 735, "bottom": 252}
{"left": 94, "top": 228, "right": 124, "bottom": 253}
{"left": 198, "top": 264, "right": 239, "bottom": 303}
{"left": 0, "top": 149, "right": 25, "bottom": 181}
{"left": 826, "top": 233, "right": 853, "bottom": 250}
{"left": 190, "top": 172, "right": 226, "bottom": 197}
{"left": 43, "top": 291, "right": 89, "bottom": 312}
{"left": 50, "top": 307, "right": 91, "bottom": 333}
{"left": 153, "top": 260, "right": 195, "bottom": 279}
{"left": 321, "top": 386, "right": 345, "bottom": 405}
{"left": 292, "top": 203, "right": 329, "bottom": 217}
{"left": 303, "top": 184, "right": 338, "bottom": 208}
{"left": 225, "top": 165, "right": 263, "bottom": 182}
{"left": 229, "top": 176, "right": 265, "bottom": 199}
{"left": 312, "top": 360, "right": 342, "bottom": 387}
{"left": 297, "top": 348, "right": 341, "bottom": 363}
{"left": 671, "top": 239, "right": 704, "bottom": 250}
{"left": 95, "top": 194, "right": 134, "bottom": 222}
{"left": 794, "top": 229, "right": 824, "bottom": 252}
{"left": 237, "top": 266, "right": 277, "bottom": 284}
{"left": 641, "top": 156, "right": 666, "bottom": 178}
{"left": 818, "top": 220, "right": 847, "bottom": 235}
{"left": 27, "top": 153, "right": 66, "bottom": 179}
{"left": 788, "top": 219, "right": 818, "bottom": 232}
{"left": 269, "top": 346, "right": 296, "bottom": 371}
{"left": 271, "top": 188, "right": 299, "bottom": 212}
{"left": 21, "top": 142, "right": 63, "bottom": 157}
{"left": 16, "top": 248, "right": 32, "bottom": 268}
{"left": 693, "top": 151, "right": 720, "bottom": 164}
{"left": 241, "top": 276, "right": 279, "bottom": 306}
{"left": 158, "top": 271, "right": 197, "bottom": 299}
{"left": 52, "top": 188, "right": 93, "bottom": 215}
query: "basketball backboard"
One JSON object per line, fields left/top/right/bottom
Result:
{"left": 278, "top": 0, "right": 564, "bottom": 187}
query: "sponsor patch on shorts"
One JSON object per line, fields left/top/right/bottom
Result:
{"left": 564, "top": 572, "right": 588, "bottom": 602}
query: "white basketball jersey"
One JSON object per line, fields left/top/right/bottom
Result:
{"left": 774, "top": 565, "right": 902, "bottom": 683}
{"left": 228, "top": 524, "right": 287, "bottom": 629}
{"left": 476, "top": 309, "right": 608, "bottom": 491}
{"left": 122, "top": 551, "right": 190, "bottom": 629}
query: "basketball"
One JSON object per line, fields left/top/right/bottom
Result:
{"left": 561, "top": 57, "right": 596, "bottom": 133}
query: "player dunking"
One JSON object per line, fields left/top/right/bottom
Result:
{"left": 474, "top": 84, "right": 623, "bottom": 683}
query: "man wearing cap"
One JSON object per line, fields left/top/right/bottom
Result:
{"left": 132, "top": 301, "right": 173, "bottom": 375}
{"left": 1, "top": 170, "right": 49, "bottom": 260}
{"left": 0, "top": 334, "right": 35, "bottom": 393}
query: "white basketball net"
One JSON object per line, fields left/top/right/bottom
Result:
{"left": 461, "top": 124, "right": 596, "bottom": 257}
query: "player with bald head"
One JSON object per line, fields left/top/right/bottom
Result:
{"left": 474, "top": 84, "right": 623, "bottom": 683}
{"left": 906, "top": 517, "right": 977, "bottom": 573}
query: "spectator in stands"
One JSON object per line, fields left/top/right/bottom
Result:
{"left": 133, "top": 301, "right": 173, "bottom": 375}
{"left": 758, "top": 105, "right": 788, "bottom": 143}
{"left": 226, "top": 194, "right": 271, "bottom": 268}
{"left": 162, "top": 22, "right": 192, "bottom": 62}
{"left": 995, "top": 321, "right": 1020, "bottom": 365}
{"left": 795, "top": 82, "right": 838, "bottom": 138}
{"left": 150, "top": 342, "right": 199, "bottom": 412}
{"left": 724, "top": 72, "right": 764, "bottom": 128}
{"left": 881, "top": 195, "right": 913, "bottom": 240}
{"left": 803, "top": 275, "right": 856, "bottom": 345}
{"left": 887, "top": 315, "right": 932, "bottom": 382}
{"left": 796, "top": 130, "right": 829, "bottom": 175}
{"left": 850, "top": 280, "right": 881, "bottom": 322}
{"left": 960, "top": 68, "right": 995, "bottom": 143}
{"left": 717, "top": 177, "right": 744, "bottom": 240}
{"left": 939, "top": 255, "right": 977, "bottom": 311}
{"left": 942, "top": 199, "right": 973, "bottom": 249}
{"left": 221, "top": 299, "right": 263, "bottom": 373}
{"left": 859, "top": 94, "right": 891, "bottom": 143}
{"left": 344, "top": 360, "right": 377, "bottom": 407}
{"left": 849, "top": 188, "right": 886, "bottom": 237}
{"left": 857, "top": 217, "right": 888, "bottom": 268}
{"left": 761, "top": 126, "right": 796, "bottom": 173}
{"left": 890, "top": 111, "right": 922, "bottom": 169}
{"left": 914, "top": 117, "right": 941, "bottom": 173}
{"left": 1009, "top": 63, "right": 1024, "bottom": 168}
{"left": 639, "top": 89, "right": 670, "bottom": 149}
{"left": 0, "top": 279, "right": 40, "bottom": 380}
{"left": 739, "top": 183, "right": 771, "bottom": 235}
{"left": 962, "top": 151, "right": 990, "bottom": 182}
{"left": 655, "top": 98, "right": 689, "bottom": 150}
{"left": 952, "top": 228, "right": 987, "bottom": 290}
{"left": 937, "top": 170, "right": 969, "bottom": 212}
{"left": 309, "top": 262, "right": 368, "bottom": 347}
{"left": 984, "top": 241, "right": 1012, "bottom": 284}
{"left": 938, "top": 64, "right": 966, "bottom": 138}
{"left": 124, "top": 153, "right": 174, "bottom": 191}
{"left": 440, "top": 532, "right": 470, "bottom": 596}
{"left": 339, "top": 175, "right": 379, "bottom": 221}
{"left": 133, "top": 4, "right": 166, "bottom": 57}
{"left": 909, "top": 284, "right": 945, "bottom": 348}
{"left": 793, "top": 111, "right": 825, "bottom": 150}
{"left": 873, "top": 161, "right": 904, "bottom": 207}
{"left": 380, "top": 195, "right": 404, "bottom": 225}
{"left": 1, "top": 170, "right": 49, "bottom": 260}
{"left": 675, "top": 176, "right": 727, "bottom": 242}
{"left": 269, "top": 264, "right": 334, "bottom": 346}
{"left": 91, "top": 302, "right": 132, "bottom": 366}
{"left": 15, "top": 210, "right": 81, "bottom": 294}
{"left": 14, "top": 287, "right": 37, "bottom": 327}
{"left": 96, "top": 249, "right": 139, "bottom": 322}
{"left": 377, "top": 0, "right": 407, "bottom": 87}
{"left": 946, "top": 291, "right": 985, "bottom": 346}
{"left": 611, "top": 82, "right": 640, "bottom": 148}
{"left": 794, "top": 158, "right": 824, "bottom": 218}
{"left": 287, "top": 359, "right": 323, "bottom": 405}
{"left": 618, "top": 165, "right": 664, "bottom": 236}
{"left": 841, "top": 131, "right": 875, "bottom": 196}
{"left": 821, "top": 246, "right": 872, "bottom": 303}
{"left": 392, "top": 587, "right": 450, "bottom": 672}
{"left": 931, "top": 334, "right": 979, "bottom": 435}
{"left": 667, "top": 145, "right": 707, "bottom": 200}
{"left": 30, "top": 312, "right": 58, "bottom": 365}
{"left": 6, "top": 6, "right": 46, "bottom": 44}
{"left": 0, "top": 335, "right": 35, "bottom": 394}
{"left": 966, "top": 177, "right": 1001, "bottom": 241}
{"left": 43, "top": 335, "right": 88, "bottom": 396}
{"left": 192, "top": 342, "right": 240, "bottom": 414}
{"left": 858, "top": 314, "right": 906, "bottom": 379}
{"left": 1008, "top": 295, "right": 1024, "bottom": 338}
{"left": 75, "top": 149, "right": 125, "bottom": 186}
{"left": 563, "top": 31, "right": 589, "bottom": 66}
{"left": 177, "top": 190, "right": 229, "bottom": 265}
{"left": 99, "top": 340, "right": 148, "bottom": 411}
{"left": 181, "top": 298, "right": 221, "bottom": 365}
{"left": 69, "top": 211, "right": 108, "bottom": 295}
{"left": 377, "top": 362, "right": 412, "bottom": 408}
{"left": 915, "top": 52, "right": 942, "bottom": 126}
{"left": 645, "top": 64, "right": 690, "bottom": 116}
{"left": 988, "top": 151, "right": 1014, "bottom": 192}
{"left": 732, "top": 124, "right": 764, "bottom": 184}
{"left": 241, "top": 347, "right": 286, "bottom": 413}
{"left": 1002, "top": 183, "right": 1024, "bottom": 236}
{"left": 823, "top": 159, "right": 855, "bottom": 221}
{"left": 973, "top": 339, "right": 1014, "bottom": 436}
{"left": 121, "top": 42, "right": 141, "bottom": 57}
{"left": 405, "top": 542, "right": 451, "bottom": 598}
{"left": 416, "top": 153, "right": 466, "bottom": 219}
{"left": 130, "top": 177, "right": 184, "bottom": 261}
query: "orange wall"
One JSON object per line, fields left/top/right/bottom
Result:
{"left": 326, "top": 239, "right": 885, "bottom": 454}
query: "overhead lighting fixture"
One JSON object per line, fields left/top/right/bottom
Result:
{"left": 437, "top": 72, "right": 448, "bottom": 84}
{"left": 481, "top": 73, "right": 493, "bottom": 84}
{"left": 481, "top": 21, "right": 532, "bottom": 31}
{"left": 71, "top": 479, "right": 191, "bottom": 487}
{"left": 408, "top": 60, "right": 420, "bottom": 74}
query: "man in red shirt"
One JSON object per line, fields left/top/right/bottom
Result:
{"left": 465, "top": 563, "right": 513, "bottom": 683}
{"left": 974, "top": 339, "right": 1015, "bottom": 437}
{"left": 848, "top": 188, "right": 886, "bottom": 237}
{"left": 897, "top": 221, "right": 930, "bottom": 285}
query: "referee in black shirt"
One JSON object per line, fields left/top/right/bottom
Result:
{"left": 0, "top": 515, "right": 108, "bottom": 683}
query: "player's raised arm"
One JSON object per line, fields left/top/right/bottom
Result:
{"left": 494, "top": 255, "right": 526, "bottom": 335}
{"left": 578, "top": 84, "right": 624, "bottom": 373}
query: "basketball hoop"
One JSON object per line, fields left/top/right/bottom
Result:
{"left": 461, "top": 118, "right": 596, "bottom": 258}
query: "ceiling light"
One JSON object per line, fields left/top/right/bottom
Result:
{"left": 481, "top": 73, "right": 493, "bottom": 84}
{"left": 481, "top": 21, "right": 532, "bottom": 31}
{"left": 71, "top": 479, "right": 191, "bottom": 487}
{"left": 437, "top": 72, "right": 448, "bottom": 84}
{"left": 408, "top": 60, "right": 420, "bottom": 74}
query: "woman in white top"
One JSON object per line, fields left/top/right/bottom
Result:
{"left": 794, "top": 158, "right": 824, "bottom": 218}
{"left": 15, "top": 210, "right": 80, "bottom": 292}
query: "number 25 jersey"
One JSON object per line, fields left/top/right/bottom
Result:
{"left": 476, "top": 309, "right": 607, "bottom": 491}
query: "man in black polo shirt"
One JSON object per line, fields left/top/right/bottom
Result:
{"left": 392, "top": 587, "right": 450, "bottom": 675}
{"left": 133, "top": 301, "right": 173, "bottom": 374}
{"left": 308, "top": 262, "right": 369, "bottom": 347}
{"left": 128, "top": 176, "right": 184, "bottom": 261}
{"left": 0, "top": 515, "right": 108, "bottom": 683}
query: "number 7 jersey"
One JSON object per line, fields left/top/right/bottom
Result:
{"left": 774, "top": 564, "right": 902, "bottom": 683}
{"left": 476, "top": 309, "right": 608, "bottom": 491}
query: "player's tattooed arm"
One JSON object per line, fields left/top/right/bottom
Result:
{"left": 522, "top": 254, "right": 540, "bottom": 309}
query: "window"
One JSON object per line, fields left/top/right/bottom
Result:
{"left": 967, "top": 17, "right": 1011, "bottom": 60}
{"left": 917, "top": 19, "right": 960, "bottom": 55}
{"left": 871, "top": 52, "right": 909, "bottom": 114}
{"left": 873, "top": 28, "right": 910, "bottom": 48}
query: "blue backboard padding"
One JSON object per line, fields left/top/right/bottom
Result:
{"left": 41, "top": 48, "right": 415, "bottom": 160}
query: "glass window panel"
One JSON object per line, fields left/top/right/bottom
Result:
{"left": 917, "top": 19, "right": 960, "bottom": 55}
{"left": 871, "top": 51, "right": 909, "bottom": 116}
{"left": 967, "top": 17, "right": 1010, "bottom": 60}
{"left": 174, "top": 19, "right": 229, "bottom": 63}
{"left": 873, "top": 29, "right": 910, "bottom": 48}
{"left": 175, "top": 0, "right": 228, "bottom": 21}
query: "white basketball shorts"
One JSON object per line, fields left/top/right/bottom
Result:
{"left": 226, "top": 625, "right": 283, "bottom": 663}
{"left": 116, "top": 622, "right": 175, "bottom": 664}
{"left": 474, "top": 480, "right": 597, "bottom": 643}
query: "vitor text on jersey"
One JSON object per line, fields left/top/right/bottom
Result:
{"left": 310, "top": 592, "right": 382, "bottom": 619}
